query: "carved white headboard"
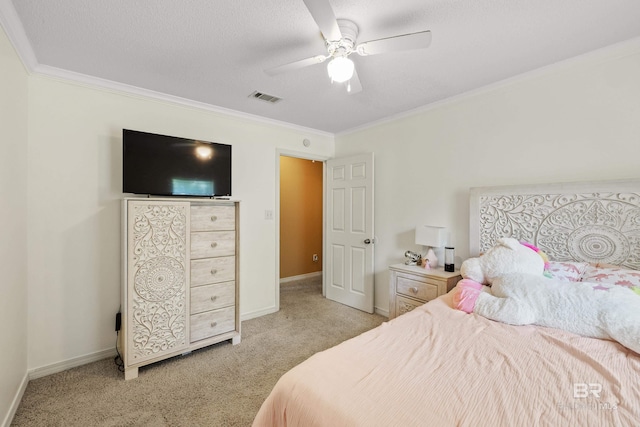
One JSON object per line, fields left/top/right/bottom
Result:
{"left": 470, "top": 180, "right": 640, "bottom": 269}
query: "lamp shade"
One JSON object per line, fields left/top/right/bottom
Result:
{"left": 415, "top": 225, "right": 447, "bottom": 247}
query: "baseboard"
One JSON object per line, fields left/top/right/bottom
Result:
{"left": 28, "top": 348, "right": 116, "bottom": 380}
{"left": 240, "top": 305, "right": 278, "bottom": 322}
{"left": 374, "top": 306, "right": 389, "bottom": 318}
{"left": 1, "top": 372, "right": 28, "bottom": 427}
{"left": 279, "top": 271, "right": 322, "bottom": 284}
{"left": 3, "top": 349, "right": 118, "bottom": 425}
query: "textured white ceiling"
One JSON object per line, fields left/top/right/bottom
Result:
{"left": 5, "top": 0, "right": 640, "bottom": 133}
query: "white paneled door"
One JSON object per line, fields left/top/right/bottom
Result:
{"left": 326, "top": 153, "right": 374, "bottom": 313}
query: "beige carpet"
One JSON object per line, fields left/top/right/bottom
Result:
{"left": 12, "top": 277, "right": 385, "bottom": 426}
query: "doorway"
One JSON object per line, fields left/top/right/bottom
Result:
{"left": 275, "top": 151, "right": 374, "bottom": 314}
{"left": 279, "top": 156, "right": 324, "bottom": 291}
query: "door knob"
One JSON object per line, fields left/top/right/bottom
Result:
{"left": 364, "top": 239, "right": 371, "bottom": 244}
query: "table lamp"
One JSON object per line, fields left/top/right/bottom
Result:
{"left": 415, "top": 225, "right": 447, "bottom": 268}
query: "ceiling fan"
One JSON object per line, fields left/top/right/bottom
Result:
{"left": 265, "top": 0, "right": 432, "bottom": 94}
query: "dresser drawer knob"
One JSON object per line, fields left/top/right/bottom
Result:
{"left": 210, "top": 296, "right": 217, "bottom": 302}
{"left": 210, "top": 321, "right": 217, "bottom": 328}
{"left": 211, "top": 215, "right": 218, "bottom": 222}
{"left": 210, "top": 242, "right": 218, "bottom": 248}
{"left": 211, "top": 269, "right": 218, "bottom": 275}
{"left": 410, "top": 287, "right": 418, "bottom": 294}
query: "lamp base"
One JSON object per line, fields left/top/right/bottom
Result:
{"left": 425, "top": 248, "right": 438, "bottom": 269}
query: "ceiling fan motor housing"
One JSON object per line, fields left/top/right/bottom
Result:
{"left": 337, "top": 19, "right": 358, "bottom": 45}
{"left": 327, "top": 19, "right": 359, "bottom": 57}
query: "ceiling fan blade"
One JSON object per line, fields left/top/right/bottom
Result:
{"left": 302, "top": 0, "right": 342, "bottom": 41}
{"left": 265, "top": 55, "right": 327, "bottom": 76}
{"left": 347, "top": 69, "right": 363, "bottom": 94}
{"left": 356, "top": 30, "right": 432, "bottom": 56}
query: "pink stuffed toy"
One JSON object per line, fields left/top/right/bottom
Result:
{"left": 452, "top": 279, "right": 483, "bottom": 313}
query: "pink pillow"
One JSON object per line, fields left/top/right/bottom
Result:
{"left": 581, "top": 265, "right": 640, "bottom": 288}
{"left": 547, "top": 261, "right": 589, "bottom": 282}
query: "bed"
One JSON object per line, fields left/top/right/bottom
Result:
{"left": 253, "top": 180, "right": 640, "bottom": 426}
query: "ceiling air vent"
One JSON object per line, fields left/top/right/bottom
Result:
{"left": 249, "top": 91, "right": 282, "bottom": 104}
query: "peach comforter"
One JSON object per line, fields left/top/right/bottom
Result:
{"left": 253, "top": 291, "right": 640, "bottom": 426}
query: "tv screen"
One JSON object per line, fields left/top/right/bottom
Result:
{"left": 123, "top": 129, "right": 232, "bottom": 197}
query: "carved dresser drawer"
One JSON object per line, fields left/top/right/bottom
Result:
{"left": 191, "top": 205, "right": 235, "bottom": 232}
{"left": 190, "top": 281, "right": 236, "bottom": 314}
{"left": 190, "top": 231, "right": 236, "bottom": 259}
{"left": 190, "top": 256, "right": 236, "bottom": 286}
{"left": 388, "top": 264, "right": 461, "bottom": 320}
{"left": 190, "top": 306, "right": 235, "bottom": 342}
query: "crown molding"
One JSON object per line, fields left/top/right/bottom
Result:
{"left": 0, "top": 1, "right": 333, "bottom": 139}
{"left": 0, "top": 0, "right": 36, "bottom": 71}
{"left": 4, "top": 0, "right": 639, "bottom": 140}
{"left": 337, "top": 36, "right": 640, "bottom": 137}
{"left": 33, "top": 64, "right": 334, "bottom": 138}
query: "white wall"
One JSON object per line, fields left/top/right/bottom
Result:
{"left": 25, "top": 76, "right": 333, "bottom": 371}
{"left": 0, "top": 26, "right": 28, "bottom": 426}
{"left": 336, "top": 39, "right": 640, "bottom": 314}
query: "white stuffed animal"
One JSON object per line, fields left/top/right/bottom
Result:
{"left": 453, "top": 238, "right": 640, "bottom": 354}
{"left": 459, "top": 237, "right": 545, "bottom": 284}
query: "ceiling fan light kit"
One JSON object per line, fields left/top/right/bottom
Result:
{"left": 327, "top": 56, "right": 354, "bottom": 83}
{"left": 265, "top": 0, "right": 432, "bottom": 95}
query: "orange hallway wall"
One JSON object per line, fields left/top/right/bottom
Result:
{"left": 280, "top": 156, "right": 323, "bottom": 278}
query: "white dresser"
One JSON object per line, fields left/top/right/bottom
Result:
{"left": 122, "top": 198, "right": 240, "bottom": 380}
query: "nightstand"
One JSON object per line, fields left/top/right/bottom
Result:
{"left": 388, "top": 264, "right": 462, "bottom": 319}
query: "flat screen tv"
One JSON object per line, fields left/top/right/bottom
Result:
{"left": 123, "top": 129, "right": 232, "bottom": 197}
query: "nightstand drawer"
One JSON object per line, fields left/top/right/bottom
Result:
{"left": 396, "top": 296, "right": 424, "bottom": 316}
{"left": 396, "top": 275, "right": 439, "bottom": 301}
{"left": 389, "top": 264, "right": 461, "bottom": 320}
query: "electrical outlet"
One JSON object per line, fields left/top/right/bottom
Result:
{"left": 312, "top": 254, "right": 318, "bottom": 262}
{"left": 265, "top": 210, "right": 274, "bottom": 220}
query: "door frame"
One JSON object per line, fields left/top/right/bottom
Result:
{"left": 275, "top": 149, "right": 329, "bottom": 311}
